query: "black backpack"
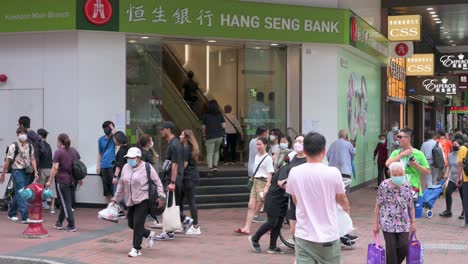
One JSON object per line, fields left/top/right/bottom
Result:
{"left": 145, "top": 162, "right": 165, "bottom": 219}
{"left": 71, "top": 148, "right": 87, "bottom": 181}
{"left": 432, "top": 142, "right": 445, "bottom": 169}
{"left": 4, "top": 142, "right": 32, "bottom": 173}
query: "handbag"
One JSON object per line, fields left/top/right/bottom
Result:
{"left": 367, "top": 233, "right": 386, "bottom": 264}
{"left": 337, "top": 205, "right": 354, "bottom": 237}
{"left": 247, "top": 155, "right": 269, "bottom": 191}
{"left": 145, "top": 162, "right": 165, "bottom": 219}
{"left": 407, "top": 231, "right": 424, "bottom": 264}
{"left": 162, "top": 191, "right": 182, "bottom": 232}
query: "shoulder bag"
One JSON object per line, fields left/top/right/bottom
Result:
{"left": 247, "top": 154, "right": 269, "bottom": 191}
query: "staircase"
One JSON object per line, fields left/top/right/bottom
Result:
{"left": 193, "top": 168, "right": 250, "bottom": 209}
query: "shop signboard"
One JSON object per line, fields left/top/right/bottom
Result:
{"left": 407, "top": 76, "right": 459, "bottom": 96}
{"left": 389, "top": 41, "right": 414, "bottom": 58}
{"left": 0, "top": 0, "right": 76, "bottom": 32}
{"left": 119, "top": 0, "right": 350, "bottom": 44}
{"left": 388, "top": 15, "right": 421, "bottom": 41}
{"left": 449, "top": 106, "right": 468, "bottom": 114}
{"left": 406, "top": 54, "right": 434, "bottom": 76}
{"left": 350, "top": 15, "right": 389, "bottom": 64}
{"left": 460, "top": 75, "right": 468, "bottom": 91}
{"left": 438, "top": 53, "right": 468, "bottom": 72}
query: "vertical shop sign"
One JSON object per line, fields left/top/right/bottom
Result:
{"left": 388, "top": 15, "right": 421, "bottom": 41}
{"left": 406, "top": 54, "right": 434, "bottom": 76}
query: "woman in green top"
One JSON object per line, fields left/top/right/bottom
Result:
{"left": 385, "top": 128, "right": 430, "bottom": 194}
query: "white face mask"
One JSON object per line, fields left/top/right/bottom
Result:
{"left": 279, "top": 143, "right": 288, "bottom": 150}
{"left": 379, "top": 140, "right": 385, "bottom": 144}
{"left": 293, "top": 142, "right": 303, "bottom": 153}
{"left": 18, "top": 134, "right": 28, "bottom": 142}
{"left": 269, "top": 135, "right": 276, "bottom": 141}
{"left": 392, "top": 126, "right": 398, "bottom": 132}
{"left": 149, "top": 141, "right": 154, "bottom": 148}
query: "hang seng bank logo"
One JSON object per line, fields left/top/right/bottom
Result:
{"left": 423, "top": 78, "right": 456, "bottom": 94}
{"left": 84, "top": 0, "right": 112, "bottom": 25}
{"left": 440, "top": 54, "right": 468, "bottom": 70}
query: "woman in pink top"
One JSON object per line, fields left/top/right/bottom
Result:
{"left": 111, "top": 147, "right": 165, "bottom": 258}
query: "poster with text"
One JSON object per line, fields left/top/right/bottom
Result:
{"left": 338, "top": 49, "right": 381, "bottom": 186}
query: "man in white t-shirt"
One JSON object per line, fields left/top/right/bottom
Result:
{"left": 287, "top": 132, "right": 350, "bottom": 264}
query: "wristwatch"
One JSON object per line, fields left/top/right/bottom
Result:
{"left": 170, "top": 180, "right": 176, "bottom": 184}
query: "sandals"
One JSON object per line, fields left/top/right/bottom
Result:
{"left": 234, "top": 228, "right": 249, "bottom": 235}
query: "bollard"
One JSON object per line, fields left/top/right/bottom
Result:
{"left": 18, "top": 183, "right": 52, "bottom": 239}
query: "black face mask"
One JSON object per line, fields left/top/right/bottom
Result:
{"left": 453, "top": 146, "right": 460, "bottom": 152}
{"left": 104, "top": 128, "right": 112, "bottom": 135}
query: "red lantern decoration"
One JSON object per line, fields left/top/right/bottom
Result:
{"left": 0, "top": 74, "right": 7, "bottom": 83}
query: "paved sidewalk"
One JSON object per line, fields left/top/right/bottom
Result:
{"left": 0, "top": 185, "right": 466, "bottom": 263}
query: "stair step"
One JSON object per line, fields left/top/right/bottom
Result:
{"left": 185, "top": 202, "right": 247, "bottom": 210}
{"left": 195, "top": 185, "right": 248, "bottom": 195}
{"left": 195, "top": 193, "right": 249, "bottom": 204}
{"left": 199, "top": 170, "right": 248, "bottom": 178}
{"left": 199, "top": 177, "right": 248, "bottom": 186}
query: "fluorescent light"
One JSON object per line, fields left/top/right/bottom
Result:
{"left": 426, "top": 7, "right": 433, "bottom": 10}
{"left": 429, "top": 11, "right": 436, "bottom": 14}
{"left": 432, "top": 14, "right": 438, "bottom": 17}
{"left": 433, "top": 18, "right": 440, "bottom": 21}
{"left": 449, "top": 40, "right": 454, "bottom": 42}
{"left": 140, "top": 36, "right": 149, "bottom": 39}
{"left": 440, "top": 26, "right": 445, "bottom": 29}
{"left": 128, "top": 40, "right": 136, "bottom": 43}
{"left": 270, "top": 43, "right": 279, "bottom": 46}
{"left": 444, "top": 31, "right": 449, "bottom": 33}
{"left": 447, "top": 36, "right": 451, "bottom": 38}
{"left": 207, "top": 40, "right": 217, "bottom": 43}
{"left": 436, "top": 21, "right": 442, "bottom": 24}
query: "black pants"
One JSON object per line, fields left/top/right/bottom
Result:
{"left": 462, "top": 183, "right": 468, "bottom": 225}
{"left": 445, "top": 181, "right": 463, "bottom": 212}
{"left": 223, "top": 134, "right": 238, "bottom": 162}
{"left": 178, "top": 180, "right": 198, "bottom": 225}
{"left": 383, "top": 232, "right": 409, "bottom": 264}
{"left": 377, "top": 164, "right": 389, "bottom": 185}
{"left": 128, "top": 200, "right": 151, "bottom": 250}
{"left": 251, "top": 214, "right": 284, "bottom": 249}
{"left": 100, "top": 168, "right": 114, "bottom": 197}
{"left": 57, "top": 183, "right": 75, "bottom": 227}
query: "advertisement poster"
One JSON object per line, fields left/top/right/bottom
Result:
{"left": 338, "top": 49, "right": 381, "bottom": 186}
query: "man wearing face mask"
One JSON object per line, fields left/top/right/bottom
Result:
{"left": 97, "top": 121, "right": 116, "bottom": 203}
{"left": 0, "top": 127, "right": 38, "bottom": 223}
{"left": 387, "top": 121, "right": 400, "bottom": 154}
{"left": 373, "top": 134, "right": 388, "bottom": 189}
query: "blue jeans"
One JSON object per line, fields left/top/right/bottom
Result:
{"left": 8, "top": 169, "right": 29, "bottom": 220}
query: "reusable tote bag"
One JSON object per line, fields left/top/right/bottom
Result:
{"left": 407, "top": 231, "right": 424, "bottom": 264}
{"left": 162, "top": 191, "right": 182, "bottom": 232}
{"left": 367, "top": 234, "right": 386, "bottom": 264}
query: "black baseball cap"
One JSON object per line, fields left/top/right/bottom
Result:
{"left": 161, "top": 121, "right": 176, "bottom": 133}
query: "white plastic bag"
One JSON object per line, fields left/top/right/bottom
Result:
{"left": 337, "top": 205, "right": 355, "bottom": 237}
{"left": 98, "top": 203, "right": 120, "bottom": 223}
{"left": 162, "top": 192, "right": 182, "bottom": 232}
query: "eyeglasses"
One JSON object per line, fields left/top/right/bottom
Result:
{"left": 396, "top": 135, "right": 409, "bottom": 139}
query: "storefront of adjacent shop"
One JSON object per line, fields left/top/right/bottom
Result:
{"left": 0, "top": 0, "right": 388, "bottom": 205}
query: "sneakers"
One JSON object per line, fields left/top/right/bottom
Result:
{"left": 248, "top": 236, "right": 262, "bottom": 253}
{"left": 8, "top": 216, "right": 19, "bottom": 221}
{"left": 128, "top": 248, "right": 141, "bottom": 258}
{"left": 213, "top": 166, "right": 219, "bottom": 172}
{"left": 42, "top": 201, "right": 50, "bottom": 210}
{"left": 344, "top": 234, "right": 358, "bottom": 242}
{"left": 118, "top": 211, "right": 126, "bottom": 219}
{"left": 340, "top": 237, "right": 355, "bottom": 248}
{"left": 252, "top": 216, "right": 266, "bottom": 223}
{"left": 146, "top": 231, "right": 155, "bottom": 248}
{"left": 54, "top": 223, "right": 62, "bottom": 230}
{"left": 459, "top": 215, "right": 465, "bottom": 220}
{"left": 155, "top": 232, "right": 175, "bottom": 241}
{"left": 49, "top": 209, "right": 56, "bottom": 214}
{"left": 439, "top": 211, "right": 453, "bottom": 217}
{"left": 185, "top": 226, "right": 201, "bottom": 235}
{"left": 21, "top": 218, "right": 31, "bottom": 224}
{"left": 182, "top": 217, "right": 194, "bottom": 233}
{"left": 62, "top": 225, "right": 77, "bottom": 232}
{"left": 267, "top": 247, "right": 286, "bottom": 254}
{"left": 149, "top": 220, "right": 163, "bottom": 229}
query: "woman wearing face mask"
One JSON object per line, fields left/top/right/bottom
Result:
{"left": 374, "top": 162, "right": 416, "bottom": 264}
{"left": 277, "top": 135, "right": 306, "bottom": 247}
{"left": 137, "top": 134, "right": 155, "bottom": 165}
{"left": 111, "top": 147, "right": 165, "bottom": 258}
{"left": 373, "top": 134, "right": 389, "bottom": 189}
{"left": 268, "top": 129, "right": 283, "bottom": 156}
{"left": 47, "top": 134, "right": 81, "bottom": 232}
{"left": 440, "top": 139, "right": 464, "bottom": 218}
{"left": 272, "top": 136, "right": 292, "bottom": 169}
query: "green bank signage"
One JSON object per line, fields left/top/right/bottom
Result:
{"left": 0, "top": 0, "right": 350, "bottom": 45}
{"left": 119, "top": 0, "right": 350, "bottom": 44}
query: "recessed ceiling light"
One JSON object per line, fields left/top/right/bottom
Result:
{"left": 432, "top": 14, "right": 438, "bottom": 18}
{"left": 433, "top": 17, "right": 440, "bottom": 21}
{"left": 440, "top": 26, "right": 445, "bottom": 29}
{"left": 427, "top": 7, "right": 433, "bottom": 10}
{"left": 449, "top": 40, "right": 454, "bottom": 42}
{"left": 128, "top": 40, "right": 136, "bottom": 43}
{"left": 207, "top": 40, "right": 216, "bottom": 43}
{"left": 435, "top": 21, "right": 442, "bottom": 24}
{"left": 444, "top": 31, "right": 449, "bottom": 33}
{"left": 270, "top": 43, "right": 279, "bottom": 46}
{"left": 140, "top": 36, "right": 149, "bottom": 39}
{"left": 429, "top": 11, "right": 436, "bottom": 14}
{"left": 447, "top": 36, "right": 451, "bottom": 38}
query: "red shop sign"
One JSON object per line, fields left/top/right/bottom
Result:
{"left": 84, "top": 0, "right": 112, "bottom": 25}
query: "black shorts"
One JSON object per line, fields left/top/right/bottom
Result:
{"left": 287, "top": 197, "right": 296, "bottom": 221}
{"left": 100, "top": 168, "right": 114, "bottom": 196}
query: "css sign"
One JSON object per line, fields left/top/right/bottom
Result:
{"left": 406, "top": 54, "right": 434, "bottom": 76}
{"left": 407, "top": 65, "right": 432, "bottom": 73}
{"left": 388, "top": 15, "right": 421, "bottom": 41}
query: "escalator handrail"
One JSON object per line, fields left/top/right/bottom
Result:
{"left": 162, "top": 44, "right": 210, "bottom": 106}
{"left": 145, "top": 50, "right": 201, "bottom": 123}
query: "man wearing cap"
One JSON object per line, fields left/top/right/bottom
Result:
{"left": 37, "top": 128, "right": 56, "bottom": 213}
{"left": 155, "top": 121, "right": 194, "bottom": 241}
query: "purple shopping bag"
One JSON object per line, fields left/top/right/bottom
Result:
{"left": 407, "top": 232, "right": 424, "bottom": 264}
{"left": 367, "top": 234, "right": 386, "bottom": 264}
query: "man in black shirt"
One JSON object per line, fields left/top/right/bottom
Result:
{"left": 155, "top": 121, "right": 194, "bottom": 241}
{"left": 182, "top": 71, "right": 199, "bottom": 111}
{"left": 37, "top": 129, "right": 56, "bottom": 213}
